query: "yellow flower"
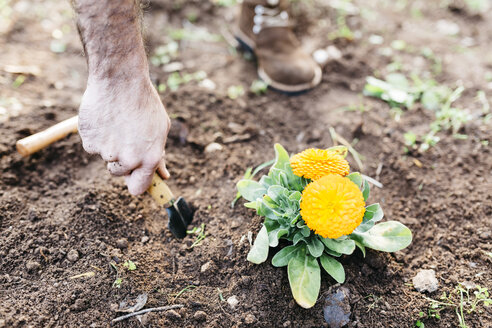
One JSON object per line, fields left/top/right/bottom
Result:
{"left": 300, "top": 174, "right": 365, "bottom": 239}
{"left": 290, "top": 148, "right": 349, "bottom": 180}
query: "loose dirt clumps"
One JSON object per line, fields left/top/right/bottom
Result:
{"left": 1, "top": 0, "right": 491, "bottom": 327}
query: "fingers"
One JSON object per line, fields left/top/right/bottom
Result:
{"left": 157, "top": 161, "right": 170, "bottom": 180}
{"left": 156, "top": 152, "right": 170, "bottom": 180}
{"left": 107, "top": 161, "right": 132, "bottom": 176}
{"left": 124, "top": 166, "right": 155, "bottom": 196}
{"left": 81, "top": 139, "right": 99, "bottom": 155}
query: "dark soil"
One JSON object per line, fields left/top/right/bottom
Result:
{"left": 1, "top": 0, "right": 491, "bottom": 327}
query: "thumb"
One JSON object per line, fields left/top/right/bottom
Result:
{"left": 124, "top": 166, "right": 155, "bottom": 196}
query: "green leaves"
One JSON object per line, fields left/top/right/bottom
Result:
{"left": 272, "top": 143, "right": 291, "bottom": 171}
{"left": 288, "top": 248, "right": 320, "bottom": 309}
{"left": 268, "top": 228, "right": 289, "bottom": 247}
{"left": 321, "top": 237, "right": 356, "bottom": 255}
{"left": 236, "top": 180, "right": 266, "bottom": 202}
{"left": 307, "top": 237, "right": 324, "bottom": 258}
{"left": 247, "top": 225, "right": 269, "bottom": 264}
{"left": 347, "top": 172, "right": 370, "bottom": 202}
{"left": 363, "top": 75, "right": 416, "bottom": 108}
{"left": 364, "top": 204, "right": 384, "bottom": 223}
{"left": 123, "top": 260, "right": 137, "bottom": 271}
{"left": 272, "top": 245, "right": 300, "bottom": 267}
{"left": 320, "top": 254, "right": 345, "bottom": 283}
{"left": 351, "top": 221, "right": 412, "bottom": 252}
{"left": 357, "top": 203, "right": 384, "bottom": 232}
{"left": 237, "top": 143, "right": 413, "bottom": 310}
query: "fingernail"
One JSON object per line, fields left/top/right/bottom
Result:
{"left": 163, "top": 167, "right": 171, "bottom": 179}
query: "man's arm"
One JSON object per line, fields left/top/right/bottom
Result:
{"left": 72, "top": 0, "right": 170, "bottom": 195}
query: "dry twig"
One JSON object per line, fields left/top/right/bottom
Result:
{"left": 111, "top": 304, "right": 184, "bottom": 323}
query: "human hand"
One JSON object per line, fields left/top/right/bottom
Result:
{"left": 78, "top": 75, "right": 171, "bottom": 195}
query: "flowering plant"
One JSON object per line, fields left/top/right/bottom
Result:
{"left": 237, "top": 144, "right": 412, "bottom": 308}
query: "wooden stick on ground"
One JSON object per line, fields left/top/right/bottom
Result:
{"left": 111, "top": 304, "right": 184, "bottom": 323}
{"left": 16, "top": 115, "right": 78, "bottom": 156}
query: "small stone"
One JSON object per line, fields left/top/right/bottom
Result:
{"left": 479, "top": 231, "right": 491, "bottom": 239}
{"left": 141, "top": 236, "right": 150, "bottom": 243}
{"left": 227, "top": 295, "right": 239, "bottom": 309}
{"left": 72, "top": 299, "right": 88, "bottom": 312}
{"left": 313, "top": 45, "right": 342, "bottom": 66}
{"left": 244, "top": 313, "right": 256, "bottom": 324}
{"left": 436, "top": 19, "right": 460, "bottom": 36}
{"left": 0, "top": 318, "right": 6, "bottom": 328}
{"left": 413, "top": 269, "right": 439, "bottom": 293}
{"left": 193, "top": 310, "right": 207, "bottom": 322}
{"left": 26, "top": 261, "right": 41, "bottom": 272}
{"left": 27, "top": 208, "right": 39, "bottom": 221}
{"left": 240, "top": 276, "right": 252, "bottom": 286}
{"left": 165, "top": 309, "right": 181, "bottom": 320}
{"left": 67, "top": 249, "right": 79, "bottom": 262}
{"left": 231, "top": 220, "right": 240, "bottom": 229}
{"left": 200, "top": 261, "right": 212, "bottom": 273}
{"left": 163, "top": 62, "right": 184, "bottom": 73}
{"left": 323, "top": 287, "right": 351, "bottom": 328}
{"left": 199, "top": 78, "right": 216, "bottom": 90}
{"left": 110, "top": 303, "right": 118, "bottom": 312}
{"left": 204, "top": 142, "right": 223, "bottom": 153}
{"left": 283, "top": 321, "right": 291, "bottom": 327}
{"left": 116, "top": 238, "right": 128, "bottom": 249}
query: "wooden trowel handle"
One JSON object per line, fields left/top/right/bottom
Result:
{"left": 16, "top": 115, "right": 79, "bottom": 156}
{"left": 147, "top": 173, "right": 175, "bottom": 205}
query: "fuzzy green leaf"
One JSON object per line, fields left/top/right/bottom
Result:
{"left": 307, "top": 237, "right": 324, "bottom": 258}
{"left": 320, "top": 254, "right": 345, "bottom": 283}
{"left": 356, "top": 203, "right": 384, "bottom": 232}
{"left": 288, "top": 191, "right": 302, "bottom": 203}
{"left": 244, "top": 201, "right": 259, "bottom": 210}
{"left": 321, "top": 237, "right": 356, "bottom": 255}
{"left": 262, "top": 195, "right": 278, "bottom": 208}
{"left": 301, "top": 226, "right": 311, "bottom": 237}
{"left": 293, "top": 231, "right": 306, "bottom": 246}
{"left": 268, "top": 228, "right": 289, "bottom": 247}
{"left": 267, "top": 185, "right": 286, "bottom": 204}
{"left": 288, "top": 249, "right": 321, "bottom": 309}
{"left": 272, "top": 143, "right": 291, "bottom": 171}
{"left": 351, "top": 221, "right": 412, "bottom": 252}
{"left": 347, "top": 172, "right": 363, "bottom": 189}
{"left": 354, "top": 240, "right": 366, "bottom": 257}
{"left": 325, "top": 248, "right": 342, "bottom": 257}
{"left": 247, "top": 225, "right": 269, "bottom": 264}
{"left": 272, "top": 245, "right": 300, "bottom": 267}
{"left": 237, "top": 180, "right": 266, "bottom": 202}
{"left": 362, "top": 179, "right": 370, "bottom": 201}
{"left": 364, "top": 203, "right": 384, "bottom": 222}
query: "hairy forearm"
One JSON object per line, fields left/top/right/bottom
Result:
{"left": 72, "top": 0, "right": 148, "bottom": 80}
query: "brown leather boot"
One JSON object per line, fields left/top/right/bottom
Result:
{"left": 235, "top": 0, "right": 322, "bottom": 94}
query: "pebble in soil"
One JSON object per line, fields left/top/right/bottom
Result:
{"left": 323, "top": 287, "right": 351, "bottom": 328}
{"left": 413, "top": 269, "right": 439, "bottom": 293}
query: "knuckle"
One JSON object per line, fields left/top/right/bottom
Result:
{"left": 118, "top": 153, "right": 140, "bottom": 170}
{"left": 82, "top": 141, "right": 98, "bottom": 154}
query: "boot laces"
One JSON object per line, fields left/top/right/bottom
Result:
{"left": 253, "top": 3, "right": 289, "bottom": 34}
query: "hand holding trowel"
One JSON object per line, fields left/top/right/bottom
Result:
{"left": 16, "top": 115, "right": 193, "bottom": 238}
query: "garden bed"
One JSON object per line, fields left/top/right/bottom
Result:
{"left": 0, "top": 0, "right": 491, "bottom": 327}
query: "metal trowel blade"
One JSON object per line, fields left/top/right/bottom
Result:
{"left": 166, "top": 197, "right": 194, "bottom": 239}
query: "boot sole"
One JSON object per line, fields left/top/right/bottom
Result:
{"left": 234, "top": 29, "right": 322, "bottom": 95}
